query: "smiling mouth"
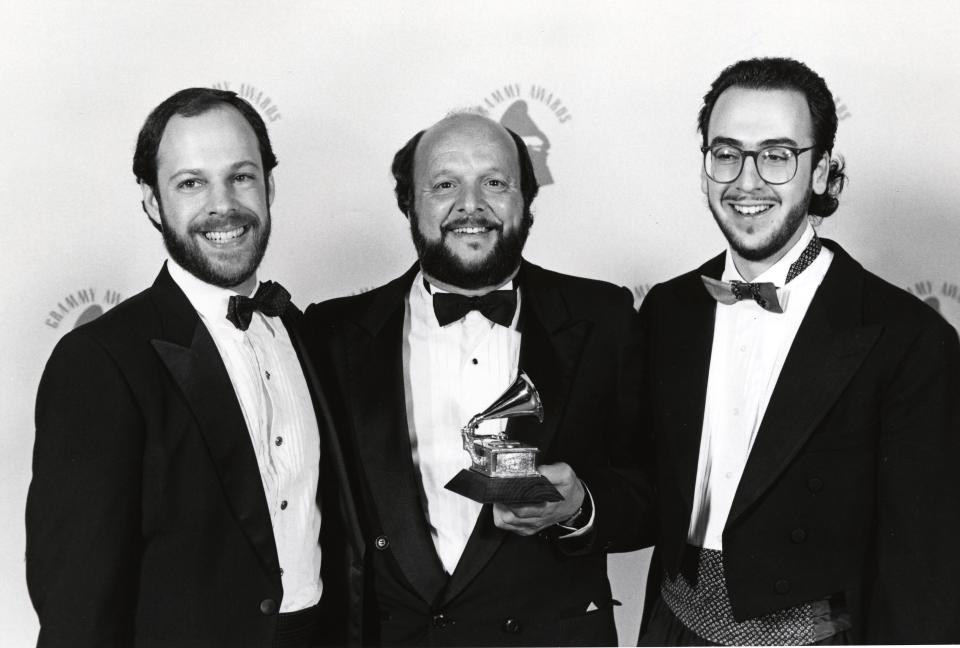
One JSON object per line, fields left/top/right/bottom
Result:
{"left": 451, "top": 226, "right": 494, "bottom": 235}
{"left": 202, "top": 225, "right": 249, "bottom": 243}
{"left": 730, "top": 204, "right": 774, "bottom": 216}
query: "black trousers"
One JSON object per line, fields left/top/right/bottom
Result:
{"left": 275, "top": 604, "right": 323, "bottom": 648}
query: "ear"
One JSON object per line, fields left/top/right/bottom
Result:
{"left": 140, "top": 181, "right": 163, "bottom": 230}
{"left": 700, "top": 164, "right": 709, "bottom": 196}
{"left": 811, "top": 152, "right": 830, "bottom": 195}
{"left": 266, "top": 172, "right": 276, "bottom": 206}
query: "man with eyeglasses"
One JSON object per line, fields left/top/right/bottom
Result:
{"left": 637, "top": 57, "right": 960, "bottom": 645}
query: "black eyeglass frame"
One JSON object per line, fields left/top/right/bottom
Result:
{"left": 701, "top": 144, "right": 817, "bottom": 185}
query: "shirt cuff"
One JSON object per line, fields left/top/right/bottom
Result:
{"left": 556, "top": 480, "right": 595, "bottom": 539}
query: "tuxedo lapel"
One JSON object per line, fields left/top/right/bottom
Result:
{"left": 661, "top": 255, "right": 723, "bottom": 509}
{"left": 148, "top": 267, "right": 280, "bottom": 577}
{"left": 444, "top": 261, "right": 590, "bottom": 604}
{"left": 508, "top": 261, "right": 589, "bottom": 456}
{"left": 345, "top": 267, "right": 447, "bottom": 603}
{"left": 727, "top": 242, "right": 881, "bottom": 525}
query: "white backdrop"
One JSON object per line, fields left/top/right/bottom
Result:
{"left": 3, "top": 1, "right": 959, "bottom": 644}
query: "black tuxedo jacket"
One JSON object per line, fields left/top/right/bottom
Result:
{"left": 303, "top": 260, "right": 656, "bottom": 646}
{"left": 638, "top": 240, "right": 960, "bottom": 644}
{"left": 26, "top": 265, "right": 364, "bottom": 648}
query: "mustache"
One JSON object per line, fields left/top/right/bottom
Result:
{"left": 723, "top": 191, "right": 779, "bottom": 202}
{"left": 188, "top": 212, "right": 258, "bottom": 232}
{"left": 441, "top": 216, "right": 502, "bottom": 231}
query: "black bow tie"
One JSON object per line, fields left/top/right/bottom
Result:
{"left": 432, "top": 289, "right": 517, "bottom": 327}
{"left": 226, "top": 281, "right": 291, "bottom": 331}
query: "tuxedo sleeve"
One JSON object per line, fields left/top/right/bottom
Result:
{"left": 562, "top": 287, "right": 657, "bottom": 554}
{"left": 868, "top": 316, "right": 960, "bottom": 643}
{"left": 26, "top": 330, "right": 144, "bottom": 647}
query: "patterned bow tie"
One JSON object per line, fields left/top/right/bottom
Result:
{"left": 226, "top": 280, "right": 291, "bottom": 331}
{"left": 701, "top": 235, "right": 822, "bottom": 314}
{"left": 432, "top": 289, "right": 517, "bottom": 327}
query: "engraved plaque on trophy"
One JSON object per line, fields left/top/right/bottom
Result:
{"left": 444, "top": 372, "right": 563, "bottom": 504}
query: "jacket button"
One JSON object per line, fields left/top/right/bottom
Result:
{"left": 374, "top": 535, "right": 390, "bottom": 550}
{"left": 774, "top": 579, "right": 791, "bottom": 594}
{"left": 432, "top": 612, "right": 447, "bottom": 629}
{"left": 791, "top": 528, "right": 807, "bottom": 543}
{"left": 503, "top": 618, "right": 521, "bottom": 634}
{"left": 807, "top": 477, "right": 824, "bottom": 493}
{"left": 259, "top": 598, "right": 278, "bottom": 615}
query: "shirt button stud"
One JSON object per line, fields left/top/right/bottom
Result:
{"left": 503, "top": 618, "right": 521, "bottom": 634}
{"left": 280, "top": 500, "right": 288, "bottom": 510}
{"left": 275, "top": 436, "right": 283, "bottom": 446}
{"left": 375, "top": 535, "right": 390, "bottom": 550}
{"left": 472, "top": 358, "right": 478, "bottom": 365}
{"left": 259, "top": 598, "right": 278, "bottom": 615}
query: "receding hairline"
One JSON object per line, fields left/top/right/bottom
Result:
{"left": 154, "top": 104, "right": 266, "bottom": 177}
{"left": 157, "top": 104, "right": 261, "bottom": 152}
{"left": 706, "top": 85, "right": 815, "bottom": 141}
{"left": 413, "top": 113, "right": 521, "bottom": 173}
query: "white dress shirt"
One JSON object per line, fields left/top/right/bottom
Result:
{"left": 167, "top": 260, "right": 322, "bottom": 612}
{"left": 404, "top": 272, "right": 523, "bottom": 574}
{"left": 687, "top": 223, "right": 833, "bottom": 550}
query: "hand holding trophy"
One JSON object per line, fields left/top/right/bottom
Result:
{"left": 444, "top": 372, "right": 563, "bottom": 504}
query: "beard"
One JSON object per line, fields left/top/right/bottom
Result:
{"left": 410, "top": 211, "right": 532, "bottom": 290}
{"left": 711, "top": 190, "right": 810, "bottom": 262}
{"left": 160, "top": 205, "right": 271, "bottom": 289}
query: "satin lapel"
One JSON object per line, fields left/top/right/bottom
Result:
{"left": 509, "top": 262, "right": 588, "bottom": 456}
{"left": 727, "top": 243, "right": 881, "bottom": 525}
{"left": 347, "top": 268, "right": 447, "bottom": 603}
{"left": 148, "top": 267, "right": 279, "bottom": 577}
{"left": 443, "top": 261, "right": 589, "bottom": 604}
{"left": 663, "top": 256, "right": 723, "bottom": 508}
{"left": 441, "top": 504, "right": 501, "bottom": 605}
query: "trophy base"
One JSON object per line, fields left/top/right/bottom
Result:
{"left": 444, "top": 469, "right": 563, "bottom": 504}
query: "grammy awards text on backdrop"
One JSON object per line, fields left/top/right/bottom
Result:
{"left": 44, "top": 288, "right": 123, "bottom": 332}
{"left": 211, "top": 81, "right": 282, "bottom": 123}
{"left": 473, "top": 82, "right": 573, "bottom": 188}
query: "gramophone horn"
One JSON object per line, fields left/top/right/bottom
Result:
{"left": 466, "top": 372, "right": 544, "bottom": 432}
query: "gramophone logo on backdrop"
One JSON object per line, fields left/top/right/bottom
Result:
{"left": 907, "top": 280, "right": 960, "bottom": 332}
{"left": 44, "top": 288, "right": 123, "bottom": 333}
{"left": 473, "top": 83, "right": 572, "bottom": 187}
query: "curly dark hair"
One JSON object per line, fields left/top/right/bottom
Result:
{"left": 390, "top": 119, "right": 539, "bottom": 219}
{"left": 698, "top": 57, "right": 846, "bottom": 217}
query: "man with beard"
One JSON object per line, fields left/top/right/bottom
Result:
{"left": 303, "top": 113, "right": 655, "bottom": 646}
{"left": 637, "top": 58, "right": 960, "bottom": 645}
{"left": 26, "top": 88, "right": 362, "bottom": 648}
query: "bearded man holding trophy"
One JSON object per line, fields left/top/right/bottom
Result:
{"left": 304, "top": 113, "right": 655, "bottom": 646}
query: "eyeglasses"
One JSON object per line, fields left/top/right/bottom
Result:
{"left": 701, "top": 143, "right": 815, "bottom": 185}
